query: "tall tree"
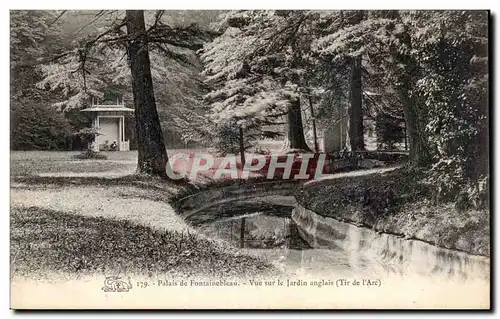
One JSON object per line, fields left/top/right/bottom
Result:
{"left": 305, "top": 86, "right": 319, "bottom": 152}
{"left": 389, "top": 11, "right": 430, "bottom": 165}
{"left": 126, "top": 10, "right": 168, "bottom": 176}
{"left": 348, "top": 55, "right": 364, "bottom": 151}
{"left": 282, "top": 97, "right": 310, "bottom": 151}
{"left": 313, "top": 10, "right": 366, "bottom": 152}
{"left": 201, "top": 10, "right": 314, "bottom": 153}
{"left": 347, "top": 11, "right": 365, "bottom": 151}
{"left": 36, "top": 10, "right": 215, "bottom": 176}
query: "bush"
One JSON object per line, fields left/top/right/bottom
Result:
{"left": 11, "top": 100, "right": 71, "bottom": 150}
{"left": 71, "top": 127, "right": 108, "bottom": 160}
{"left": 73, "top": 127, "right": 100, "bottom": 146}
{"left": 210, "top": 123, "right": 253, "bottom": 156}
{"left": 73, "top": 149, "right": 107, "bottom": 160}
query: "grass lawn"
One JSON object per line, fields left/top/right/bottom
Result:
{"left": 9, "top": 149, "right": 209, "bottom": 177}
{"left": 10, "top": 150, "right": 279, "bottom": 280}
{"left": 296, "top": 168, "right": 490, "bottom": 256}
{"left": 11, "top": 206, "right": 277, "bottom": 279}
{"left": 10, "top": 151, "right": 138, "bottom": 177}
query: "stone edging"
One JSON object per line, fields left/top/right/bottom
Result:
{"left": 172, "top": 180, "right": 299, "bottom": 218}
{"left": 292, "top": 203, "right": 490, "bottom": 281}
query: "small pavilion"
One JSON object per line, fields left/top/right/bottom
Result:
{"left": 81, "top": 98, "right": 134, "bottom": 151}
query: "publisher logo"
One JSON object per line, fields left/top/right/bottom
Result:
{"left": 101, "top": 276, "right": 133, "bottom": 292}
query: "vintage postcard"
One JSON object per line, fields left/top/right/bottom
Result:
{"left": 9, "top": 9, "right": 490, "bottom": 309}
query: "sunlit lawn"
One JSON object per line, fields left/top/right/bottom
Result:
{"left": 9, "top": 149, "right": 280, "bottom": 279}
{"left": 10, "top": 151, "right": 138, "bottom": 177}
{"left": 10, "top": 149, "right": 210, "bottom": 177}
{"left": 8, "top": 148, "right": 293, "bottom": 280}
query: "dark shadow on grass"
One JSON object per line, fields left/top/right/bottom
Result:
{"left": 10, "top": 207, "right": 279, "bottom": 280}
{"left": 11, "top": 174, "right": 197, "bottom": 194}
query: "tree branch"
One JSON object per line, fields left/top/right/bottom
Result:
{"left": 49, "top": 10, "right": 67, "bottom": 27}
{"left": 147, "top": 23, "right": 217, "bottom": 50}
{"left": 153, "top": 43, "right": 191, "bottom": 65}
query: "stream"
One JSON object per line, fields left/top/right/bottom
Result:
{"left": 179, "top": 189, "right": 489, "bottom": 284}
{"left": 193, "top": 195, "right": 367, "bottom": 277}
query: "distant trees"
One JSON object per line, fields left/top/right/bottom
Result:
{"left": 10, "top": 10, "right": 65, "bottom": 102}
{"left": 31, "top": 10, "right": 217, "bottom": 176}
{"left": 201, "top": 11, "right": 317, "bottom": 153}
{"left": 10, "top": 11, "right": 73, "bottom": 151}
{"left": 202, "top": 10, "right": 488, "bottom": 203}
{"left": 11, "top": 100, "right": 71, "bottom": 150}
{"left": 313, "top": 10, "right": 488, "bottom": 202}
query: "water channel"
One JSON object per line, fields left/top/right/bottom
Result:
{"left": 178, "top": 188, "right": 489, "bottom": 284}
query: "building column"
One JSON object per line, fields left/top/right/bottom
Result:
{"left": 118, "top": 116, "right": 124, "bottom": 151}
{"left": 93, "top": 116, "right": 100, "bottom": 152}
{"left": 118, "top": 117, "right": 122, "bottom": 143}
{"left": 122, "top": 116, "right": 125, "bottom": 142}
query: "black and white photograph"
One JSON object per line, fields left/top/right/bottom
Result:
{"left": 7, "top": 7, "right": 491, "bottom": 310}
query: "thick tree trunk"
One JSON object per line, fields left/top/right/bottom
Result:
{"left": 348, "top": 55, "right": 364, "bottom": 151}
{"left": 399, "top": 81, "right": 430, "bottom": 166}
{"left": 126, "top": 10, "right": 168, "bottom": 177}
{"left": 391, "top": 11, "right": 430, "bottom": 167}
{"left": 282, "top": 97, "right": 311, "bottom": 152}
{"left": 238, "top": 126, "right": 245, "bottom": 166}
{"left": 307, "top": 93, "right": 319, "bottom": 153}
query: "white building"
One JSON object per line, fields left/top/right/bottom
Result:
{"left": 81, "top": 99, "right": 134, "bottom": 151}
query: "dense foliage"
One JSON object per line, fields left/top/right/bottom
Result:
{"left": 11, "top": 10, "right": 221, "bottom": 151}
{"left": 201, "top": 10, "right": 488, "bottom": 205}
{"left": 375, "top": 113, "right": 405, "bottom": 150}
{"left": 10, "top": 11, "right": 72, "bottom": 150}
{"left": 11, "top": 100, "right": 71, "bottom": 150}
{"left": 313, "top": 10, "right": 489, "bottom": 205}
{"left": 11, "top": 10, "right": 489, "bottom": 205}
{"left": 201, "top": 11, "right": 325, "bottom": 152}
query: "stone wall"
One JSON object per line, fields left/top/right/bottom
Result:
{"left": 292, "top": 203, "right": 490, "bottom": 282}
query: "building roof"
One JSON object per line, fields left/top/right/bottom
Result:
{"left": 80, "top": 105, "right": 134, "bottom": 112}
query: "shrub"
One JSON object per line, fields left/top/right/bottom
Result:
{"left": 72, "top": 127, "right": 107, "bottom": 160}
{"left": 11, "top": 100, "right": 71, "bottom": 150}
{"left": 73, "top": 127, "right": 100, "bottom": 149}
{"left": 73, "top": 149, "right": 107, "bottom": 160}
{"left": 209, "top": 123, "right": 253, "bottom": 156}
